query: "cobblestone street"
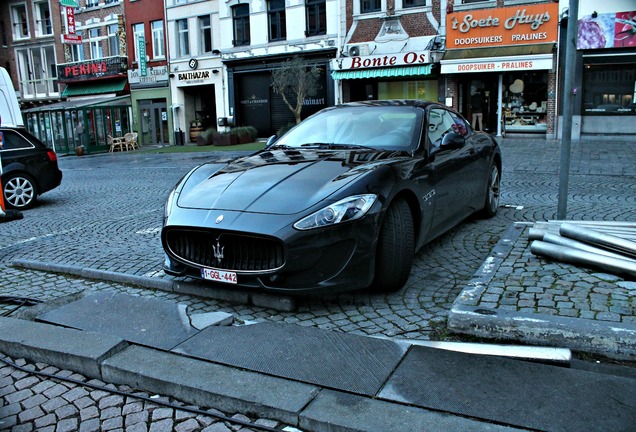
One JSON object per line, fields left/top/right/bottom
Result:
{"left": 2, "top": 138, "right": 635, "bottom": 430}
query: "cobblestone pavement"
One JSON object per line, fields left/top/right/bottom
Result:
{"left": 1, "top": 138, "right": 635, "bottom": 430}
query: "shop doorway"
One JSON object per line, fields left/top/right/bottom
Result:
{"left": 460, "top": 75, "right": 499, "bottom": 133}
{"left": 139, "top": 100, "right": 169, "bottom": 145}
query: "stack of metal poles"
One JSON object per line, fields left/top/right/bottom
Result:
{"left": 528, "top": 221, "right": 636, "bottom": 279}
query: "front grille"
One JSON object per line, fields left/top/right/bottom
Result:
{"left": 165, "top": 228, "right": 285, "bottom": 272}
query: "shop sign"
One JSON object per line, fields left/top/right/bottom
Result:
{"left": 57, "top": 57, "right": 126, "bottom": 81}
{"left": 441, "top": 54, "right": 553, "bottom": 74}
{"left": 175, "top": 69, "right": 215, "bottom": 86}
{"left": 446, "top": 3, "right": 559, "bottom": 49}
{"left": 240, "top": 95, "right": 268, "bottom": 106}
{"left": 336, "top": 51, "right": 432, "bottom": 71}
{"left": 65, "top": 7, "right": 76, "bottom": 34}
{"left": 578, "top": 10, "right": 636, "bottom": 49}
{"left": 128, "top": 66, "right": 169, "bottom": 84}
{"left": 62, "top": 34, "right": 82, "bottom": 45}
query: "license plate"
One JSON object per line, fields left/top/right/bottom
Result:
{"left": 200, "top": 267, "right": 237, "bottom": 284}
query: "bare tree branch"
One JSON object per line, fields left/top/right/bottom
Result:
{"left": 271, "top": 56, "right": 322, "bottom": 124}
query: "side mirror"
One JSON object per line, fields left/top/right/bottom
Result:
{"left": 265, "top": 134, "right": 277, "bottom": 148}
{"left": 440, "top": 132, "right": 465, "bottom": 149}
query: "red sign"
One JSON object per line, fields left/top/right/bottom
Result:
{"left": 66, "top": 7, "right": 76, "bottom": 35}
{"left": 63, "top": 34, "right": 83, "bottom": 45}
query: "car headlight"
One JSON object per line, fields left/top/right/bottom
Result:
{"left": 294, "top": 194, "right": 377, "bottom": 230}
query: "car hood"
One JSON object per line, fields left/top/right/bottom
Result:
{"left": 177, "top": 148, "right": 408, "bottom": 215}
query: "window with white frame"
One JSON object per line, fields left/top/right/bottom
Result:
{"left": 87, "top": 0, "right": 99, "bottom": 8}
{"left": 232, "top": 4, "right": 250, "bottom": 46}
{"left": 71, "top": 31, "right": 84, "bottom": 61}
{"left": 306, "top": 0, "right": 326, "bottom": 37}
{"left": 89, "top": 28, "right": 103, "bottom": 59}
{"left": 360, "top": 0, "right": 381, "bottom": 13}
{"left": 151, "top": 20, "right": 165, "bottom": 58}
{"left": 176, "top": 19, "right": 189, "bottom": 56}
{"left": 11, "top": 4, "right": 30, "bottom": 39}
{"left": 132, "top": 23, "right": 145, "bottom": 62}
{"left": 403, "top": 0, "right": 426, "bottom": 8}
{"left": 35, "top": 1, "right": 52, "bottom": 36}
{"left": 198, "top": 15, "right": 212, "bottom": 54}
{"left": 268, "top": 0, "right": 286, "bottom": 42}
{"left": 108, "top": 24, "right": 120, "bottom": 57}
{"left": 16, "top": 44, "right": 57, "bottom": 98}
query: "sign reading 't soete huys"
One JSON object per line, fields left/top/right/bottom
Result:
{"left": 446, "top": 3, "right": 559, "bottom": 50}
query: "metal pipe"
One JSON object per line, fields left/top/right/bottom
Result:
{"left": 530, "top": 240, "right": 636, "bottom": 279}
{"left": 542, "top": 233, "right": 636, "bottom": 263}
{"left": 559, "top": 223, "right": 636, "bottom": 259}
{"left": 528, "top": 228, "right": 548, "bottom": 241}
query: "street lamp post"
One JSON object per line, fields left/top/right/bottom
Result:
{"left": 557, "top": 0, "right": 579, "bottom": 220}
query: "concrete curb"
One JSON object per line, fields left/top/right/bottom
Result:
{"left": 0, "top": 315, "right": 522, "bottom": 432}
{"left": 11, "top": 259, "right": 297, "bottom": 312}
{"left": 448, "top": 223, "right": 636, "bottom": 360}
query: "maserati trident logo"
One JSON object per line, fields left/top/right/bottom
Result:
{"left": 213, "top": 240, "right": 224, "bottom": 264}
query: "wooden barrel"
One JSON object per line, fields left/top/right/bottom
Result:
{"left": 189, "top": 126, "right": 204, "bottom": 142}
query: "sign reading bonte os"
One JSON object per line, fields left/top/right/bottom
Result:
{"left": 339, "top": 51, "right": 431, "bottom": 70}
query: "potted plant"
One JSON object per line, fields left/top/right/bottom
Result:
{"left": 197, "top": 128, "right": 216, "bottom": 146}
{"left": 235, "top": 126, "right": 258, "bottom": 144}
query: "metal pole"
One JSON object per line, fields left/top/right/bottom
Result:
{"left": 557, "top": 0, "right": 579, "bottom": 219}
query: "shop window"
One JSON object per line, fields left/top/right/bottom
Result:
{"left": 268, "top": 0, "right": 286, "bottom": 42}
{"left": 378, "top": 80, "right": 438, "bottom": 102}
{"left": 233, "top": 4, "right": 250, "bottom": 46}
{"left": 583, "top": 64, "right": 635, "bottom": 115}
{"left": 501, "top": 72, "right": 548, "bottom": 132}
{"left": 306, "top": 0, "right": 326, "bottom": 36}
{"left": 361, "top": 0, "right": 381, "bottom": 14}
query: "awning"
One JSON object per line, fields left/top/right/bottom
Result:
{"left": 61, "top": 79, "right": 127, "bottom": 97}
{"left": 22, "top": 96, "right": 131, "bottom": 113}
{"left": 331, "top": 64, "right": 433, "bottom": 80}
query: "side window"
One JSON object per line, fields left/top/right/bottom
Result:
{"left": 427, "top": 109, "right": 463, "bottom": 148}
{"left": 0, "top": 130, "right": 32, "bottom": 150}
{"left": 449, "top": 112, "right": 469, "bottom": 137}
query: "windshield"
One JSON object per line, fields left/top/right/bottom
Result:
{"left": 274, "top": 105, "right": 423, "bottom": 151}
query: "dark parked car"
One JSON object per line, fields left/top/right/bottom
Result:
{"left": 161, "top": 100, "right": 501, "bottom": 294}
{"left": 0, "top": 127, "right": 63, "bottom": 209}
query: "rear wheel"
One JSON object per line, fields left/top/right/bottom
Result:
{"left": 370, "top": 198, "right": 414, "bottom": 292}
{"left": 3, "top": 173, "right": 38, "bottom": 210}
{"left": 479, "top": 163, "right": 500, "bottom": 218}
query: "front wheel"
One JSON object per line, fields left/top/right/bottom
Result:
{"left": 479, "top": 163, "right": 500, "bottom": 218}
{"left": 3, "top": 173, "right": 38, "bottom": 210}
{"left": 370, "top": 198, "right": 414, "bottom": 292}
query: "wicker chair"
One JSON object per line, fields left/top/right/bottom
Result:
{"left": 124, "top": 132, "right": 139, "bottom": 150}
{"left": 108, "top": 135, "right": 126, "bottom": 152}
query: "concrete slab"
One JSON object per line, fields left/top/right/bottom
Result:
{"left": 299, "top": 390, "right": 523, "bottom": 432}
{"left": 0, "top": 316, "right": 127, "bottom": 380}
{"left": 173, "top": 322, "right": 409, "bottom": 396}
{"left": 379, "top": 345, "right": 636, "bottom": 432}
{"left": 37, "top": 291, "right": 199, "bottom": 350}
{"left": 190, "top": 311, "right": 234, "bottom": 329}
{"left": 101, "top": 344, "right": 319, "bottom": 426}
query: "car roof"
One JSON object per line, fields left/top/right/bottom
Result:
{"left": 335, "top": 100, "right": 443, "bottom": 109}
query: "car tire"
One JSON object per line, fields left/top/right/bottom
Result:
{"left": 479, "top": 163, "right": 500, "bottom": 218}
{"left": 3, "top": 173, "right": 38, "bottom": 210}
{"left": 370, "top": 198, "right": 414, "bottom": 292}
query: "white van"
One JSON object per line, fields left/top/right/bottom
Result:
{"left": 0, "top": 67, "right": 24, "bottom": 128}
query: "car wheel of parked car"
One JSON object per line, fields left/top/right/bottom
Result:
{"left": 479, "top": 163, "right": 500, "bottom": 218}
{"left": 3, "top": 173, "right": 37, "bottom": 210}
{"left": 370, "top": 198, "right": 414, "bottom": 292}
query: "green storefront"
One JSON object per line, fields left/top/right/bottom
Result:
{"left": 23, "top": 95, "right": 132, "bottom": 156}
